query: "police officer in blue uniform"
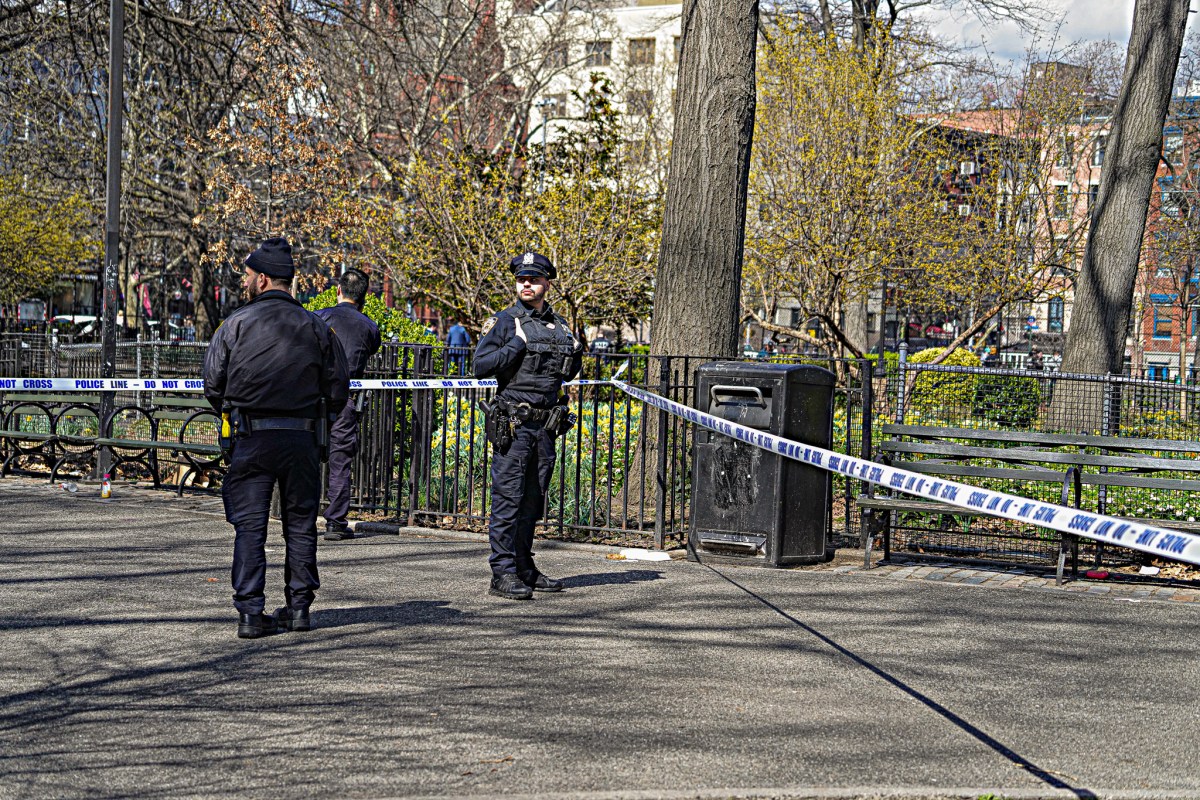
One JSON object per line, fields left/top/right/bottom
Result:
{"left": 203, "top": 237, "right": 349, "bottom": 638}
{"left": 314, "top": 268, "right": 382, "bottom": 541}
{"left": 474, "top": 252, "right": 584, "bottom": 599}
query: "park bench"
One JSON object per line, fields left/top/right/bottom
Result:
{"left": 92, "top": 395, "right": 224, "bottom": 493}
{"left": 857, "top": 423, "right": 1200, "bottom": 583}
{"left": 0, "top": 392, "right": 101, "bottom": 477}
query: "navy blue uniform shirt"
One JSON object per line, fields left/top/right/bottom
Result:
{"left": 315, "top": 302, "right": 382, "bottom": 379}
{"left": 203, "top": 290, "right": 350, "bottom": 417}
{"left": 474, "top": 300, "right": 583, "bottom": 408}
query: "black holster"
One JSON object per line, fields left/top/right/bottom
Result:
{"left": 479, "top": 398, "right": 512, "bottom": 453}
{"left": 545, "top": 405, "right": 576, "bottom": 437}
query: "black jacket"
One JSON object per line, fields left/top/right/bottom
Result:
{"left": 203, "top": 290, "right": 349, "bottom": 417}
{"left": 473, "top": 300, "right": 583, "bottom": 408}
{"left": 315, "top": 302, "right": 382, "bottom": 379}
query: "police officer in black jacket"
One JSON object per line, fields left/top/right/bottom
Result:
{"left": 314, "top": 268, "right": 381, "bottom": 541}
{"left": 474, "top": 252, "right": 584, "bottom": 599}
{"left": 203, "top": 237, "right": 350, "bottom": 638}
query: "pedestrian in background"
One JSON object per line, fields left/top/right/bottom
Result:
{"left": 445, "top": 319, "right": 471, "bottom": 374}
{"left": 203, "top": 237, "right": 349, "bottom": 638}
{"left": 474, "top": 252, "right": 583, "bottom": 600}
{"left": 314, "top": 268, "right": 382, "bottom": 541}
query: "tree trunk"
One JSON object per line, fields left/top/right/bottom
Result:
{"left": 648, "top": 0, "right": 758, "bottom": 360}
{"left": 189, "top": 237, "right": 217, "bottom": 341}
{"left": 626, "top": 0, "right": 758, "bottom": 540}
{"left": 1052, "top": 0, "right": 1189, "bottom": 431}
{"left": 842, "top": 293, "right": 869, "bottom": 357}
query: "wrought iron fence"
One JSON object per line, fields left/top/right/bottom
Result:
{"left": 885, "top": 343, "right": 1200, "bottom": 566}
{"left": 373, "top": 346, "right": 871, "bottom": 549}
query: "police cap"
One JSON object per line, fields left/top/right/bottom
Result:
{"left": 245, "top": 237, "right": 295, "bottom": 280}
{"left": 510, "top": 251, "right": 556, "bottom": 280}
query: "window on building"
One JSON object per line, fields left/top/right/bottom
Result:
{"left": 789, "top": 308, "right": 802, "bottom": 328}
{"left": 1161, "top": 188, "right": 1185, "bottom": 218}
{"left": 545, "top": 93, "right": 567, "bottom": 117}
{"left": 1047, "top": 297, "right": 1065, "bottom": 333}
{"left": 1147, "top": 363, "right": 1171, "bottom": 381}
{"left": 1092, "top": 134, "right": 1107, "bottom": 166}
{"left": 585, "top": 40, "right": 612, "bottom": 67}
{"left": 1052, "top": 184, "right": 1071, "bottom": 219}
{"left": 626, "top": 138, "right": 651, "bottom": 165}
{"left": 1164, "top": 131, "right": 1184, "bottom": 166}
{"left": 1087, "top": 183, "right": 1099, "bottom": 212}
{"left": 547, "top": 43, "right": 568, "bottom": 69}
{"left": 628, "top": 38, "right": 656, "bottom": 66}
{"left": 627, "top": 89, "right": 653, "bottom": 118}
{"left": 1156, "top": 266, "right": 1175, "bottom": 278}
{"left": 1057, "top": 134, "right": 1075, "bottom": 168}
{"left": 1152, "top": 294, "right": 1176, "bottom": 339}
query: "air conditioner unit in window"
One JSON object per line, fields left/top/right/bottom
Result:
{"left": 959, "top": 161, "right": 976, "bottom": 176}
{"left": 957, "top": 204, "right": 972, "bottom": 216}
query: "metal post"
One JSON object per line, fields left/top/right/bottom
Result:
{"left": 895, "top": 341, "right": 908, "bottom": 424}
{"left": 652, "top": 357, "right": 671, "bottom": 549}
{"left": 97, "top": 0, "right": 124, "bottom": 479}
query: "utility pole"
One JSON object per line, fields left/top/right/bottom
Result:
{"left": 97, "top": 0, "right": 124, "bottom": 477}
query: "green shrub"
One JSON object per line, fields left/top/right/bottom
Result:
{"left": 865, "top": 350, "right": 899, "bottom": 377}
{"left": 906, "top": 346, "right": 980, "bottom": 415}
{"left": 303, "top": 288, "right": 437, "bottom": 346}
{"left": 973, "top": 373, "right": 1041, "bottom": 428}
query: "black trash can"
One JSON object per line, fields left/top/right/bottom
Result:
{"left": 688, "top": 362, "right": 835, "bottom": 567}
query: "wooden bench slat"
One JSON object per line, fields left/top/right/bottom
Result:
{"left": 0, "top": 431, "right": 54, "bottom": 440}
{"left": 891, "top": 459, "right": 1200, "bottom": 492}
{"left": 880, "top": 424, "right": 1200, "bottom": 454}
{"left": 881, "top": 440, "right": 1200, "bottom": 472}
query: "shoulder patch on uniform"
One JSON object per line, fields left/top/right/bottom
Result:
{"left": 481, "top": 316, "right": 498, "bottom": 336}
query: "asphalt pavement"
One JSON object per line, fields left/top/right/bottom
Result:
{"left": 0, "top": 476, "right": 1197, "bottom": 800}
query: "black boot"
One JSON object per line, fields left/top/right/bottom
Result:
{"left": 324, "top": 521, "right": 354, "bottom": 541}
{"left": 519, "top": 571, "right": 564, "bottom": 592}
{"left": 272, "top": 606, "right": 312, "bottom": 632}
{"left": 237, "top": 612, "right": 280, "bottom": 639}
{"left": 489, "top": 573, "right": 533, "bottom": 600}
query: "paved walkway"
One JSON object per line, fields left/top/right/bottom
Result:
{"left": 1, "top": 476, "right": 1198, "bottom": 800}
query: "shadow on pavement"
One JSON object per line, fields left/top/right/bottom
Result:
{"left": 313, "top": 600, "right": 463, "bottom": 628}
{"left": 709, "top": 564, "right": 1100, "bottom": 800}
{"left": 562, "top": 569, "right": 665, "bottom": 588}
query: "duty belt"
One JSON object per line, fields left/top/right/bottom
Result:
{"left": 504, "top": 402, "right": 551, "bottom": 422}
{"left": 243, "top": 416, "right": 317, "bottom": 433}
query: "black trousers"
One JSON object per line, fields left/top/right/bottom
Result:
{"left": 323, "top": 401, "right": 360, "bottom": 527}
{"left": 488, "top": 422, "right": 556, "bottom": 577}
{"left": 223, "top": 430, "right": 321, "bottom": 614}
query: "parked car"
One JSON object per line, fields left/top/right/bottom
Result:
{"left": 50, "top": 315, "right": 99, "bottom": 340}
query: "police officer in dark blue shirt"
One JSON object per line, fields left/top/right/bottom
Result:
{"left": 203, "top": 237, "right": 349, "bottom": 638}
{"left": 314, "top": 269, "right": 382, "bottom": 540}
{"left": 474, "top": 252, "right": 584, "bottom": 599}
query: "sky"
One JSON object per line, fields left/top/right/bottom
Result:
{"left": 926, "top": 0, "right": 1141, "bottom": 63}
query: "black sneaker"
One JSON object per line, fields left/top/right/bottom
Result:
{"left": 324, "top": 521, "right": 354, "bottom": 541}
{"left": 272, "top": 606, "right": 312, "bottom": 632}
{"left": 489, "top": 573, "right": 533, "bottom": 600}
{"left": 519, "top": 571, "right": 564, "bottom": 592}
{"left": 237, "top": 612, "right": 280, "bottom": 639}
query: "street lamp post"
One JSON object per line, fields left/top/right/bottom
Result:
{"left": 97, "top": 0, "right": 124, "bottom": 478}
{"left": 534, "top": 97, "right": 557, "bottom": 193}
